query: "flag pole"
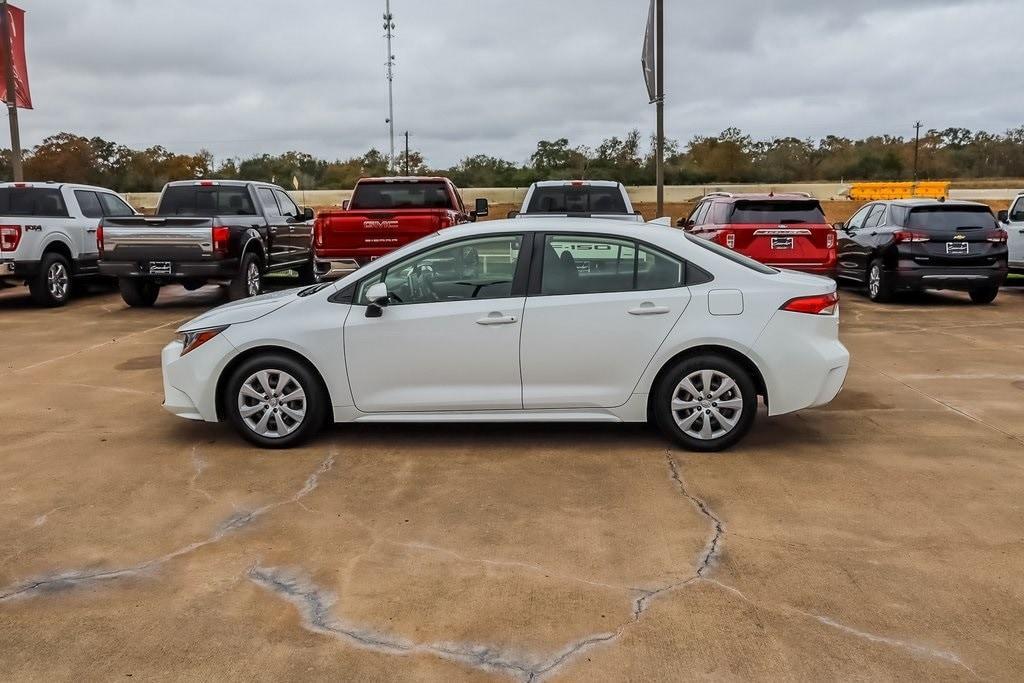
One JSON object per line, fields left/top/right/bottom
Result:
{"left": 655, "top": 0, "right": 664, "bottom": 217}
{"left": 0, "top": 0, "right": 22, "bottom": 182}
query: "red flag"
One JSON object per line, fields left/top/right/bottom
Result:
{"left": 0, "top": 4, "right": 31, "bottom": 109}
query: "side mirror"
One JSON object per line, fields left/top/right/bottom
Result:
{"left": 507, "top": 210, "right": 520, "bottom": 219}
{"left": 469, "top": 197, "right": 489, "bottom": 222}
{"left": 997, "top": 210, "right": 1009, "bottom": 223}
{"left": 676, "top": 218, "right": 694, "bottom": 229}
{"left": 833, "top": 222, "right": 845, "bottom": 231}
{"left": 301, "top": 206, "right": 315, "bottom": 222}
{"left": 364, "top": 281, "right": 389, "bottom": 318}
{"left": 342, "top": 199, "right": 350, "bottom": 210}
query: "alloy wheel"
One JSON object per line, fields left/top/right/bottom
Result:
{"left": 237, "top": 369, "right": 307, "bottom": 438}
{"left": 670, "top": 369, "right": 744, "bottom": 440}
{"left": 48, "top": 262, "right": 69, "bottom": 300}
{"left": 246, "top": 261, "right": 261, "bottom": 296}
{"left": 868, "top": 265, "right": 880, "bottom": 298}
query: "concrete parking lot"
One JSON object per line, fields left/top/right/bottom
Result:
{"left": 1, "top": 281, "right": 1023, "bottom": 680}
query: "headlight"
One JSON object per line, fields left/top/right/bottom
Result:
{"left": 176, "top": 325, "right": 229, "bottom": 356}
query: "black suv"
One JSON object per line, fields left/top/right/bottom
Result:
{"left": 835, "top": 199, "right": 1008, "bottom": 303}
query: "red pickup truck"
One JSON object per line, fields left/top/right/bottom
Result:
{"left": 314, "top": 176, "right": 488, "bottom": 279}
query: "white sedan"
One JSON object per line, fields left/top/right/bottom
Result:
{"left": 161, "top": 219, "right": 849, "bottom": 451}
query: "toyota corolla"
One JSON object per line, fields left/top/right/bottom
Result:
{"left": 161, "top": 219, "right": 849, "bottom": 451}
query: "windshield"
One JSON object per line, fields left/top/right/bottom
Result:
{"left": 350, "top": 181, "right": 452, "bottom": 210}
{"left": 729, "top": 200, "right": 825, "bottom": 224}
{"left": 684, "top": 233, "right": 778, "bottom": 274}
{"left": 906, "top": 206, "right": 997, "bottom": 231}
{"left": 0, "top": 187, "right": 68, "bottom": 217}
{"left": 526, "top": 185, "right": 629, "bottom": 214}
{"left": 159, "top": 186, "right": 257, "bottom": 216}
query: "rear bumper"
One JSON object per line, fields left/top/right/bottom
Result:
{"left": 100, "top": 259, "right": 239, "bottom": 282}
{"left": 0, "top": 259, "right": 15, "bottom": 277}
{"left": 315, "top": 258, "right": 366, "bottom": 281}
{"left": 892, "top": 264, "right": 1007, "bottom": 291}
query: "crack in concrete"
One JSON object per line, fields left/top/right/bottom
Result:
{"left": 0, "top": 455, "right": 334, "bottom": 603}
{"left": 188, "top": 445, "right": 214, "bottom": 502}
{"left": 665, "top": 454, "right": 724, "bottom": 577}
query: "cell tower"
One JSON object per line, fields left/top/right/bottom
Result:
{"left": 384, "top": 2, "right": 396, "bottom": 173}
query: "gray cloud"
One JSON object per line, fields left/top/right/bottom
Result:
{"left": 14, "top": 0, "right": 1024, "bottom": 167}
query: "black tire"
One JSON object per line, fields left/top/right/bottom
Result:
{"left": 118, "top": 278, "right": 160, "bottom": 307}
{"left": 866, "top": 258, "right": 894, "bottom": 303}
{"left": 652, "top": 353, "right": 758, "bottom": 452}
{"left": 295, "top": 260, "right": 316, "bottom": 285}
{"left": 969, "top": 285, "right": 999, "bottom": 304}
{"left": 182, "top": 278, "right": 207, "bottom": 292}
{"left": 29, "top": 252, "right": 73, "bottom": 307}
{"left": 224, "top": 353, "right": 326, "bottom": 448}
{"left": 228, "top": 251, "right": 262, "bottom": 301}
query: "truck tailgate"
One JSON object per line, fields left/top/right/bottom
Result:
{"left": 101, "top": 217, "right": 215, "bottom": 262}
{"left": 315, "top": 210, "right": 446, "bottom": 254}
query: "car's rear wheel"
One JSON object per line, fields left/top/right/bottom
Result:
{"left": 969, "top": 285, "right": 999, "bottom": 304}
{"left": 225, "top": 353, "right": 325, "bottom": 448}
{"left": 295, "top": 260, "right": 316, "bottom": 285}
{"left": 653, "top": 354, "right": 758, "bottom": 452}
{"left": 228, "top": 252, "right": 262, "bottom": 301}
{"left": 118, "top": 277, "right": 160, "bottom": 307}
{"left": 29, "top": 252, "right": 72, "bottom": 307}
{"left": 867, "top": 259, "right": 894, "bottom": 302}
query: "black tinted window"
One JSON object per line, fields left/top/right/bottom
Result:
{"left": 729, "top": 200, "right": 826, "bottom": 224}
{"left": 159, "top": 186, "right": 256, "bottom": 216}
{"left": 0, "top": 188, "right": 68, "bottom": 217}
{"left": 351, "top": 181, "right": 451, "bottom": 210}
{"left": 1012, "top": 199, "right": 1024, "bottom": 221}
{"left": 907, "top": 206, "right": 996, "bottom": 231}
{"left": 527, "top": 185, "right": 628, "bottom": 214}
{"left": 98, "top": 193, "right": 134, "bottom": 217}
{"left": 75, "top": 190, "right": 103, "bottom": 218}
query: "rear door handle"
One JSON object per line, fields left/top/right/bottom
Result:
{"left": 86, "top": 229, "right": 97, "bottom": 234}
{"left": 629, "top": 302, "right": 670, "bottom": 315}
{"left": 476, "top": 313, "right": 518, "bottom": 325}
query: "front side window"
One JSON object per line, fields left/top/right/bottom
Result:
{"left": 98, "top": 193, "right": 134, "bottom": 217}
{"left": 1011, "top": 198, "right": 1024, "bottom": 222}
{"left": 357, "top": 234, "right": 523, "bottom": 305}
{"left": 74, "top": 190, "right": 103, "bottom": 219}
{"left": 847, "top": 205, "right": 872, "bottom": 230}
{"left": 274, "top": 189, "right": 299, "bottom": 218}
{"left": 865, "top": 204, "right": 887, "bottom": 229}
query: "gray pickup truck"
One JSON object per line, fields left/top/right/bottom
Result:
{"left": 99, "top": 180, "right": 315, "bottom": 306}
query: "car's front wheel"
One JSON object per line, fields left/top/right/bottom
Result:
{"left": 225, "top": 353, "right": 326, "bottom": 448}
{"left": 652, "top": 354, "right": 758, "bottom": 452}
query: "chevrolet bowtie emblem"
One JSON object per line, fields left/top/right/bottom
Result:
{"left": 953, "top": 234, "right": 966, "bottom": 240}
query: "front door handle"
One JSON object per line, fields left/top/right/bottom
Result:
{"left": 476, "top": 313, "right": 518, "bottom": 325}
{"left": 86, "top": 229, "right": 97, "bottom": 234}
{"left": 629, "top": 302, "right": 670, "bottom": 315}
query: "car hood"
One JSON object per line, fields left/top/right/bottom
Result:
{"left": 177, "top": 288, "right": 300, "bottom": 332}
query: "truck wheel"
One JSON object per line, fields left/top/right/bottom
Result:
{"left": 229, "top": 252, "right": 262, "bottom": 301}
{"left": 296, "top": 260, "right": 316, "bottom": 285}
{"left": 969, "top": 285, "right": 999, "bottom": 304}
{"left": 29, "top": 252, "right": 73, "bottom": 307}
{"left": 119, "top": 278, "right": 160, "bottom": 307}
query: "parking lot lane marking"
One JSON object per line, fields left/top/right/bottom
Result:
{"left": 0, "top": 454, "right": 334, "bottom": 604}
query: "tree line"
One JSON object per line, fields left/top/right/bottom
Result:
{"left": 4, "top": 126, "right": 1023, "bottom": 191}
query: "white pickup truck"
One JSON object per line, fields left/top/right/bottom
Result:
{"left": 511, "top": 180, "right": 645, "bottom": 222}
{"left": 0, "top": 182, "right": 137, "bottom": 306}
{"left": 998, "top": 193, "right": 1024, "bottom": 273}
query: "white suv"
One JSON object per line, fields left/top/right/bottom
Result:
{"left": 1000, "top": 193, "right": 1024, "bottom": 273}
{"left": 0, "top": 182, "right": 137, "bottom": 306}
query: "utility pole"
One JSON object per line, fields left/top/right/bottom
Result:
{"left": 912, "top": 121, "right": 922, "bottom": 184}
{"left": 403, "top": 131, "right": 410, "bottom": 175}
{"left": 655, "top": 0, "right": 664, "bottom": 217}
{"left": 1, "top": 0, "right": 22, "bottom": 182}
{"left": 383, "top": 1, "right": 396, "bottom": 174}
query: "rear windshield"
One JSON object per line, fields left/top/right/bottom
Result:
{"left": 350, "top": 181, "right": 452, "bottom": 210}
{"left": 0, "top": 188, "right": 68, "bottom": 217}
{"left": 685, "top": 233, "right": 778, "bottom": 274}
{"left": 905, "top": 206, "right": 996, "bottom": 231}
{"left": 526, "top": 185, "right": 629, "bottom": 214}
{"left": 159, "top": 186, "right": 257, "bottom": 216}
{"left": 728, "top": 200, "right": 825, "bottom": 224}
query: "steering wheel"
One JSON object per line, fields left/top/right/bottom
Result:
{"left": 408, "top": 264, "right": 439, "bottom": 302}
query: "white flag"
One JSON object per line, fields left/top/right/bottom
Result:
{"left": 642, "top": 0, "right": 657, "bottom": 103}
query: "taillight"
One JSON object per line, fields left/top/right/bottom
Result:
{"left": 96, "top": 225, "right": 104, "bottom": 253}
{"left": 212, "top": 225, "right": 230, "bottom": 255}
{"left": 826, "top": 230, "right": 835, "bottom": 249}
{"left": 313, "top": 217, "right": 324, "bottom": 247}
{"left": 724, "top": 232, "right": 735, "bottom": 249}
{"left": 893, "top": 230, "right": 929, "bottom": 243}
{"left": 0, "top": 225, "right": 21, "bottom": 251}
{"left": 781, "top": 291, "right": 839, "bottom": 315}
{"left": 986, "top": 229, "right": 1008, "bottom": 243}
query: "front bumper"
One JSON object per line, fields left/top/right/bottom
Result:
{"left": 161, "top": 334, "right": 236, "bottom": 422}
{"left": 101, "top": 259, "right": 240, "bottom": 282}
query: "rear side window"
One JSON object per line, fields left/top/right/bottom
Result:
{"left": 98, "top": 193, "right": 134, "bottom": 217}
{"left": 527, "top": 185, "right": 628, "bottom": 214}
{"left": 907, "top": 206, "right": 996, "bottom": 232}
{"left": 75, "top": 190, "right": 103, "bottom": 218}
{"left": 257, "top": 187, "right": 279, "bottom": 215}
{"left": 351, "top": 181, "right": 451, "bottom": 210}
{"left": 159, "top": 186, "right": 257, "bottom": 216}
{"left": 728, "top": 200, "right": 826, "bottom": 224}
{"left": 685, "top": 233, "right": 778, "bottom": 274}
{"left": 0, "top": 188, "right": 69, "bottom": 217}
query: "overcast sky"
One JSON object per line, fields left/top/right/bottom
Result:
{"left": 17, "top": 0, "right": 1024, "bottom": 167}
